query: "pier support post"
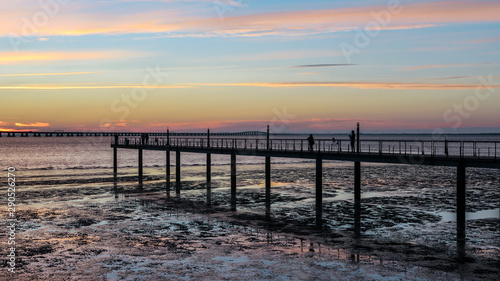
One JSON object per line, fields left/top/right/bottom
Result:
{"left": 356, "top": 122, "right": 360, "bottom": 153}
{"left": 207, "top": 129, "right": 212, "bottom": 205}
{"left": 176, "top": 149, "right": 181, "bottom": 196}
{"left": 207, "top": 153, "right": 212, "bottom": 205}
{"left": 354, "top": 161, "right": 361, "bottom": 236}
{"left": 457, "top": 161, "right": 466, "bottom": 258}
{"left": 265, "top": 156, "right": 271, "bottom": 219}
{"left": 166, "top": 151, "right": 171, "bottom": 198}
{"left": 231, "top": 153, "right": 237, "bottom": 211}
{"left": 113, "top": 135, "right": 118, "bottom": 182}
{"left": 316, "top": 155, "right": 323, "bottom": 229}
{"left": 138, "top": 147, "right": 143, "bottom": 187}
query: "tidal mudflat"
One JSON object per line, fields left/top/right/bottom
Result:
{"left": 2, "top": 162, "right": 498, "bottom": 280}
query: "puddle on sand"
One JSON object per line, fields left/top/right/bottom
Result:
{"left": 439, "top": 208, "right": 500, "bottom": 222}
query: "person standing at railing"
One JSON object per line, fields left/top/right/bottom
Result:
{"left": 349, "top": 130, "right": 356, "bottom": 153}
{"left": 307, "top": 134, "right": 315, "bottom": 152}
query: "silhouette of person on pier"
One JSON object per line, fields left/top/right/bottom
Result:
{"left": 349, "top": 130, "right": 356, "bottom": 153}
{"left": 141, "top": 133, "right": 149, "bottom": 145}
{"left": 307, "top": 134, "right": 315, "bottom": 152}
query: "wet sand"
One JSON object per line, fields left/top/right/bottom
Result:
{"left": 1, "top": 162, "right": 499, "bottom": 280}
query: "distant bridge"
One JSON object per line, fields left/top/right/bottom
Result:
{"left": 0, "top": 131, "right": 266, "bottom": 137}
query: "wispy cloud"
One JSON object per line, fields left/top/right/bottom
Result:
{"left": 235, "top": 50, "right": 341, "bottom": 62}
{"left": 364, "top": 24, "right": 438, "bottom": 31}
{"left": 3, "top": 0, "right": 499, "bottom": 38}
{"left": 426, "top": 76, "right": 473, "bottom": 80}
{"left": 465, "top": 38, "right": 500, "bottom": 44}
{"left": 0, "top": 51, "right": 143, "bottom": 65}
{"left": 0, "top": 121, "right": 51, "bottom": 131}
{"left": 297, "top": 72, "right": 320, "bottom": 75}
{"left": 0, "top": 71, "right": 104, "bottom": 77}
{"left": 15, "top": 122, "right": 50, "bottom": 127}
{"left": 291, "top": 64, "right": 355, "bottom": 68}
{"left": 400, "top": 63, "right": 493, "bottom": 71}
{"left": 0, "top": 83, "right": 191, "bottom": 90}
{"left": 0, "top": 128, "right": 32, "bottom": 132}
{"left": 5, "top": 81, "right": 499, "bottom": 91}
{"left": 181, "top": 81, "right": 500, "bottom": 90}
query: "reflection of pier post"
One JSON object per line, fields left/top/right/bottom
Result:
{"left": 207, "top": 129, "right": 212, "bottom": 205}
{"left": 166, "top": 151, "right": 171, "bottom": 198}
{"left": 265, "top": 156, "right": 271, "bottom": 219}
{"left": 138, "top": 147, "right": 143, "bottom": 187}
{"left": 457, "top": 161, "right": 466, "bottom": 258}
{"left": 231, "top": 153, "right": 237, "bottom": 211}
{"left": 316, "top": 154, "right": 322, "bottom": 229}
{"left": 176, "top": 149, "right": 181, "bottom": 196}
{"left": 265, "top": 125, "right": 271, "bottom": 219}
{"left": 354, "top": 161, "right": 361, "bottom": 236}
{"left": 113, "top": 135, "right": 118, "bottom": 182}
{"left": 207, "top": 153, "right": 212, "bottom": 205}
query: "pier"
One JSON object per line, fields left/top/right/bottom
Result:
{"left": 111, "top": 130, "right": 500, "bottom": 256}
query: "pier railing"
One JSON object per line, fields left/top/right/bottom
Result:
{"left": 113, "top": 137, "right": 500, "bottom": 160}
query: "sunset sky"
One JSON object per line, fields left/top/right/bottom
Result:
{"left": 1, "top": 0, "right": 499, "bottom": 133}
